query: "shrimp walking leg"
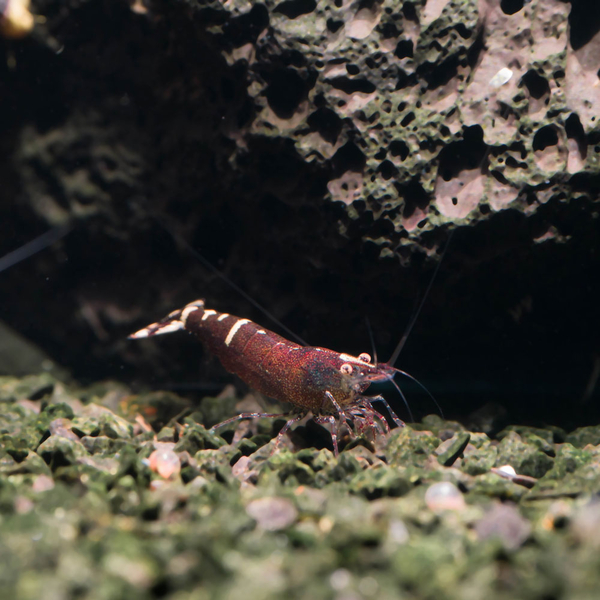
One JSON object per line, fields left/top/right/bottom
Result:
{"left": 211, "top": 412, "right": 294, "bottom": 432}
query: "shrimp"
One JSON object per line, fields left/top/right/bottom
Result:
{"left": 129, "top": 299, "right": 408, "bottom": 455}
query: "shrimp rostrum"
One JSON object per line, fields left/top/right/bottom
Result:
{"left": 130, "top": 299, "right": 410, "bottom": 455}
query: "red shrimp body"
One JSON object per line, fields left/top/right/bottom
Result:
{"left": 129, "top": 299, "right": 403, "bottom": 453}
{"left": 130, "top": 299, "right": 396, "bottom": 410}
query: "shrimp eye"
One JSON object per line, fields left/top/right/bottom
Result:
{"left": 340, "top": 363, "right": 353, "bottom": 375}
{"left": 358, "top": 353, "right": 371, "bottom": 363}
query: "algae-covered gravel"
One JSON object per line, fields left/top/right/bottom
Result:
{"left": 1, "top": 374, "right": 600, "bottom": 600}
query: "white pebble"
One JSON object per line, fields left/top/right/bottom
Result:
{"left": 425, "top": 481, "right": 465, "bottom": 511}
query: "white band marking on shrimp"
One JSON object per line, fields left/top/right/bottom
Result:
{"left": 156, "top": 321, "right": 185, "bottom": 335}
{"left": 257, "top": 330, "right": 266, "bottom": 334}
{"left": 129, "top": 320, "right": 184, "bottom": 338}
{"left": 339, "top": 353, "right": 368, "bottom": 365}
{"left": 129, "top": 327, "right": 152, "bottom": 339}
{"left": 181, "top": 305, "right": 200, "bottom": 324}
{"left": 201, "top": 310, "right": 217, "bottom": 321}
{"left": 217, "top": 313, "right": 229, "bottom": 321}
{"left": 225, "top": 319, "right": 250, "bottom": 346}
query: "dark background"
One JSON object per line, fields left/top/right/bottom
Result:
{"left": 1, "top": 0, "right": 599, "bottom": 432}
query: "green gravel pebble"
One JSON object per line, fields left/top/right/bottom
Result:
{"left": 1, "top": 374, "right": 600, "bottom": 600}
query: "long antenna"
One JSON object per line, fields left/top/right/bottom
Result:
{"left": 0, "top": 225, "right": 71, "bottom": 274}
{"left": 365, "top": 316, "right": 379, "bottom": 366}
{"left": 151, "top": 213, "right": 308, "bottom": 346}
{"left": 395, "top": 368, "right": 444, "bottom": 418}
{"left": 388, "top": 229, "right": 453, "bottom": 366}
{"left": 388, "top": 378, "right": 415, "bottom": 422}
